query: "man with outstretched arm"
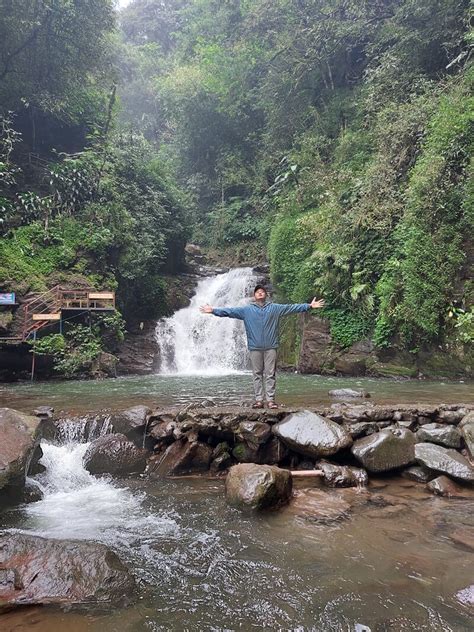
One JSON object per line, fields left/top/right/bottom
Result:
{"left": 200, "top": 284, "right": 324, "bottom": 409}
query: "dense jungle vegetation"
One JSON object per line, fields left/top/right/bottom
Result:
{"left": 0, "top": 0, "right": 473, "bottom": 375}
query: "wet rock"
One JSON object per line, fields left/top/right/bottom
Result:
{"left": 273, "top": 410, "right": 352, "bottom": 458}
{"left": 259, "top": 436, "right": 288, "bottom": 465}
{"left": 110, "top": 405, "right": 151, "bottom": 443}
{"left": 450, "top": 528, "right": 474, "bottom": 551}
{"left": 33, "top": 406, "right": 54, "bottom": 419}
{"left": 346, "top": 421, "right": 380, "bottom": 439}
{"left": 237, "top": 421, "right": 271, "bottom": 446}
{"left": 328, "top": 389, "right": 370, "bottom": 399}
{"left": 415, "top": 442, "right": 474, "bottom": 482}
{"left": 28, "top": 444, "right": 45, "bottom": 476}
{"left": 148, "top": 419, "right": 176, "bottom": 443}
{"left": 210, "top": 451, "right": 232, "bottom": 472}
{"left": 426, "top": 475, "right": 471, "bottom": 498}
{"left": 211, "top": 441, "right": 231, "bottom": 460}
{"left": 21, "top": 480, "right": 43, "bottom": 503}
{"left": 319, "top": 462, "right": 368, "bottom": 488}
{"left": 91, "top": 351, "right": 117, "bottom": 378}
{"left": 417, "top": 415, "right": 433, "bottom": 426}
{"left": 0, "top": 408, "right": 41, "bottom": 498}
{"left": 351, "top": 428, "right": 416, "bottom": 472}
{"left": 342, "top": 405, "right": 374, "bottom": 421}
{"left": 225, "top": 464, "right": 292, "bottom": 511}
{"left": 401, "top": 465, "right": 436, "bottom": 483}
{"left": 288, "top": 489, "right": 352, "bottom": 524}
{"left": 147, "top": 438, "right": 212, "bottom": 476}
{"left": 83, "top": 434, "right": 147, "bottom": 475}
{"left": 459, "top": 411, "right": 474, "bottom": 458}
{"left": 455, "top": 584, "right": 474, "bottom": 607}
{"left": 232, "top": 442, "right": 260, "bottom": 463}
{"left": 0, "top": 533, "right": 136, "bottom": 611}
{"left": 436, "top": 409, "right": 465, "bottom": 424}
{"left": 416, "top": 423, "right": 461, "bottom": 448}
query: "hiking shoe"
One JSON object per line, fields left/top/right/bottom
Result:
{"left": 267, "top": 401, "right": 278, "bottom": 409}
{"left": 252, "top": 401, "right": 264, "bottom": 409}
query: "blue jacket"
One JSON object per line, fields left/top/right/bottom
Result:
{"left": 212, "top": 300, "right": 311, "bottom": 350}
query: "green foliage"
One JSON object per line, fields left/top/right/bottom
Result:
{"left": 322, "top": 308, "right": 372, "bottom": 349}
{"left": 30, "top": 312, "right": 126, "bottom": 378}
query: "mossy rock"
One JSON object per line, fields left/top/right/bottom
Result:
{"left": 367, "top": 360, "right": 417, "bottom": 378}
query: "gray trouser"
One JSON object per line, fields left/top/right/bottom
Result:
{"left": 249, "top": 349, "right": 277, "bottom": 402}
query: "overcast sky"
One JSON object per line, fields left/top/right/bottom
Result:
{"left": 116, "top": 0, "right": 132, "bottom": 9}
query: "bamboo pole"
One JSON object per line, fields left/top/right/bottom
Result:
{"left": 290, "top": 470, "right": 324, "bottom": 477}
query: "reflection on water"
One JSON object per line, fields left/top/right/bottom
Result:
{"left": 1, "top": 373, "right": 473, "bottom": 415}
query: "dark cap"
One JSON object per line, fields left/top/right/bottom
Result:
{"left": 253, "top": 284, "right": 267, "bottom": 294}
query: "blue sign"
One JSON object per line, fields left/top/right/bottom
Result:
{"left": 0, "top": 293, "right": 15, "bottom": 305}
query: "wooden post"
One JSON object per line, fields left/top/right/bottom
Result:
{"left": 30, "top": 330, "right": 37, "bottom": 382}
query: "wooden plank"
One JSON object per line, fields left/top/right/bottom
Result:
{"left": 88, "top": 292, "right": 114, "bottom": 300}
{"left": 32, "top": 313, "right": 61, "bottom": 321}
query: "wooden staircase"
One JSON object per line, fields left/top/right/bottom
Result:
{"left": 0, "top": 286, "right": 115, "bottom": 343}
{"left": 22, "top": 285, "right": 62, "bottom": 341}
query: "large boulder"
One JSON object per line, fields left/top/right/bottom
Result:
{"left": 415, "top": 443, "right": 474, "bottom": 482}
{"left": 110, "top": 406, "right": 151, "bottom": 444}
{"left": 416, "top": 423, "right": 461, "bottom": 448}
{"left": 225, "top": 464, "right": 292, "bottom": 511}
{"left": 351, "top": 428, "right": 416, "bottom": 472}
{"left": 0, "top": 533, "right": 136, "bottom": 611}
{"left": 0, "top": 408, "right": 41, "bottom": 497}
{"left": 459, "top": 411, "right": 474, "bottom": 458}
{"left": 83, "top": 434, "right": 147, "bottom": 475}
{"left": 273, "top": 410, "right": 352, "bottom": 458}
{"left": 147, "top": 438, "right": 212, "bottom": 477}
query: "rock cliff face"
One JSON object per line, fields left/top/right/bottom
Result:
{"left": 297, "top": 314, "right": 473, "bottom": 379}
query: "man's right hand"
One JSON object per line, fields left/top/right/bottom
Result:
{"left": 200, "top": 304, "right": 214, "bottom": 314}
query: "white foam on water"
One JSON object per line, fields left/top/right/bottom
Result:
{"left": 22, "top": 441, "right": 178, "bottom": 544}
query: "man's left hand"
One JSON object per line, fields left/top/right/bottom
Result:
{"left": 310, "top": 297, "right": 325, "bottom": 309}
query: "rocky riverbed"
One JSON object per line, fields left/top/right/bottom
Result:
{"left": 1, "top": 401, "right": 474, "bottom": 622}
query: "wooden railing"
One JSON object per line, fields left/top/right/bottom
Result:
{"left": 20, "top": 287, "right": 115, "bottom": 341}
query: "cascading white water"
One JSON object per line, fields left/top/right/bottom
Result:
{"left": 155, "top": 267, "right": 258, "bottom": 375}
{"left": 23, "top": 439, "right": 178, "bottom": 542}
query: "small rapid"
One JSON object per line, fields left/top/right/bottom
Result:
{"left": 155, "top": 267, "right": 258, "bottom": 375}
{"left": 21, "top": 438, "right": 178, "bottom": 545}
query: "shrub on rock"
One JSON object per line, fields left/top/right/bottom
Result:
{"left": 225, "top": 463, "right": 292, "bottom": 511}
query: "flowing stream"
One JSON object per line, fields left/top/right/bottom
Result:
{"left": 155, "top": 267, "right": 258, "bottom": 374}
{"left": 2, "top": 427, "right": 473, "bottom": 631}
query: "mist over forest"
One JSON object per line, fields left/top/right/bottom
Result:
{"left": 0, "top": 0, "right": 472, "bottom": 377}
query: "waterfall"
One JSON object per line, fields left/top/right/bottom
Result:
{"left": 155, "top": 267, "right": 258, "bottom": 375}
